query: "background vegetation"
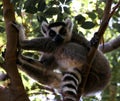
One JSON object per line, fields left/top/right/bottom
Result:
{"left": 0, "top": 0, "right": 120, "bottom": 101}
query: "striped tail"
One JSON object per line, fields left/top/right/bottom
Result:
{"left": 61, "top": 68, "right": 82, "bottom": 101}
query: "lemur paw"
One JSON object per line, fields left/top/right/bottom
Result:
{"left": 12, "top": 21, "right": 25, "bottom": 31}
{"left": 90, "top": 32, "right": 99, "bottom": 47}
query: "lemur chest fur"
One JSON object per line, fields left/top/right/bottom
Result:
{"left": 54, "top": 42, "right": 88, "bottom": 70}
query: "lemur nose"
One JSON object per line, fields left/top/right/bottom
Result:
{"left": 53, "top": 35, "right": 64, "bottom": 45}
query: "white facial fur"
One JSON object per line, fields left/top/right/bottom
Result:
{"left": 41, "top": 18, "right": 73, "bottom": 42}
{"left": 51, "top": 26, "right": 63, "bottom": 35}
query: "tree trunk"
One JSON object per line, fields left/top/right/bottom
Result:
{"left": 0, "top": 0, "right": 30, "bottom": 101}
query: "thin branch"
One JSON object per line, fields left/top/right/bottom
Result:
{"left": 99, "top": 1, "right": 120, "bottom": 53}
{"left": 109, "top": 0, "right": 120, "bottom": 19}
{"left": 78, "top": 0, "right": 114, "bottom": 98}
{"left": 99, "top": 35, "right": 120, "bottom": 53}
{"left": 79, "top": 0, "right": 120, "bottom": 99}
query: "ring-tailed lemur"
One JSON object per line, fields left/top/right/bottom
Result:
{"left": 12, "top": 19, "right": 111, "bottom": 101}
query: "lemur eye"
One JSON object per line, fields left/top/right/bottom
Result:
{"left": 59, "top": 27, "right": 66, "bottom": 36}
{"left": 49, "top": 30, "right": 56, "bottom": 37}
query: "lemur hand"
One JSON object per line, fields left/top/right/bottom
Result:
{"left": 12, "top": 21, "right": 24, "bottom": 30}
{"left": 12, "top": 21, "right": 26, "bottom": 40}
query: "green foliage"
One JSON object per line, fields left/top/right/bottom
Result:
{"left": 24, "top": 0, "right": 38, "bottom": 14}
{"left": 44, "top": 7, "right": 60, "bottom": 17}
{"left": 75, "top": 14, "right": 86, "bottom": 24}
{"left": 0, "top": 0, "right": 120, "bottom": 101}
{"left": 0, "top": 26, "right": 5, "bottom": 33}
{"left": 112, "top": 23, "right": 120, "bottom": 32}
{"left": 38, "top": 0, "right": 46, "bottom": 12}
{"left": 87, "top": 12, "right": 97, "bottom": 20}
{"left": 81, "top": 21, "right": 95, "bottom": 29}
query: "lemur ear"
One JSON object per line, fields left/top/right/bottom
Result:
{"left": 65, "top": 18, "right": 73, "bottom": 31}
{"left": 41, "top": 21, "right": 49, "bottom": 36}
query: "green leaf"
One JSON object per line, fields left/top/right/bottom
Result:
{"left": 56, "top": 13, "right": 64, "bottom": 22}
{"left": 64, "top": 7, "right": 71, "bottom": 14}
{"left": 10, "top": 0, "right": 20, "bottom": 4}
{"left": 60, "top": 0, "right": 65, "bottom": 3}
{"left": 87, "top": 12, "right": 96, "bottom": 20}
{"left": 24, "top": 0, "right": 37, "bottom": 14}
{"left": 97, "top": 8, "right": 104, "bottom": 19}
{"left": 66, "top": 0, "right": 72, "bottom": 3}
{"left": 60, "top": 0, "right": 72, "bottom": 4}
{"left": 0, "top": 4, "right": 3, "bottom": 15}
{"left": 112, "top": 23, "right": 120, "bottom": 32}
{"left": 38, "top": 0, "right": 46, "bottom": 12}
{"left": 0, "top": 26, "right": 5, "bottom": 33}
{"left": 37, "top": 15, "right": 47, "bottom": 23}
{"left": 81, "top": 21, "right": 95, "bottom": 29}
{"left": 15, "top": 2, "right": 23, "bottom": 16}
{"left": 75, "top": 14, "right": 85, "bottom": 24}
{"left": 44, "top": 7, "right": 60, "bottom": 16}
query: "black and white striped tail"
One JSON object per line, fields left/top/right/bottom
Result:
{"left": 61, "top": 68, "right": 82, "bottom": 101}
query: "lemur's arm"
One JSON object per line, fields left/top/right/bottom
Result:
{"left": 12, "top": 22, "right": 56, "bottom": 53}
{"left": 12, "top": 22, "right": 58, "bottom": 71}
{"left": 19, "top": 38, "right": 56, "bottom": 52}
{"left": 12, "top": 22, "right": 90, "bottom": 52}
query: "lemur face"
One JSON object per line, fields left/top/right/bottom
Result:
{"left": 41, "top": 18, "right": 73, "bottom": 45}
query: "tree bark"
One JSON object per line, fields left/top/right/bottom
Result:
{"left": 99, "top": 35, "right": 120, "bottom": 53}
{"left": 0, "top": 0, "right": 29, "bottom": 101}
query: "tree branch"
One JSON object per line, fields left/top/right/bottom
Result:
{"left": 109, "top": 0, "right": 120, "bottom": 18}
{"left": 99, "top": 1, "right": 120, "bottom": 53}
{"left": 99, "top": 35, "right": 120, "bottom": 53}
{"left": 78, "top": 0, "right": 115, "bottom": 98}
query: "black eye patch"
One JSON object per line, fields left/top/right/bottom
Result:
{"left": 59, "top": 27, "right": 67, "bottom": 36}
{"left": 49, "top": 30, "right": 56, "bottom": 37}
